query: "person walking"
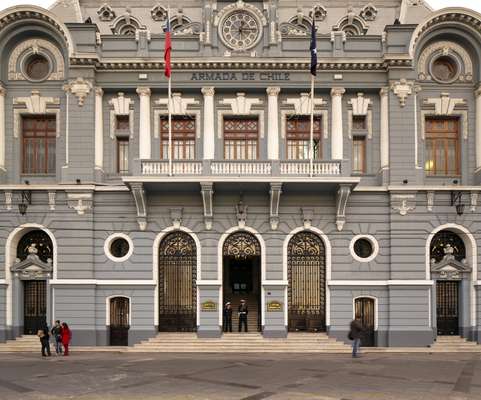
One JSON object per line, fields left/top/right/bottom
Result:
{"left": 61, "top": 322, "right": 71, "bottom": 356}
{"left": 51, "top": 320, "right": 63, "bottom": 355}
{"left": 349, "top": 317, "right": 364, "bottom": 358}
{"left": 238, "top": 299, "right": 248, "bottom": 333}
{"left": 38, "top": 324, "right": 51, "bottom": 357}
{"left": 223, "top": 302, "right": 233, "bottom": 333}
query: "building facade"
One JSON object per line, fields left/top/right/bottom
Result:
{"left": 0, "top": 0, "right": 480, "bottom": 347}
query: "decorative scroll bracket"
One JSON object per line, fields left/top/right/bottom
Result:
{"left": 335, "top": 185, "right": 351, "bottom": 231}
{"left": 131, "top": 183, "right": 147, "bottom": 231}
{"left": 48, "top": 191, "right": 56, "bottom": 211}
{"left": 427, "top": 191, "right": 434, "bottom": 212}
{"left": 269, "top": 183, "right": 282, "bottom": 230}
{"left": 301, "top": 207, "right": 314, "bottom": 229}
{"left": 5, "top": 191, "right": 12, "bottom": 211}
{"left": 391, "top": 193, "right": 416, "bottom": 216}
{"left": 170, "top": 208, "right": 183, "bottom": 229}
{"left": 67, "top": 192, "right": 93, "bottom": 215}
{"left": 201, "top": 182, "right": 214, "bottom": 230}
{"left": 470, "top": 191, "right": 478, "bottom": 212}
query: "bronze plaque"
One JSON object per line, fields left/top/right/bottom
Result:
{"left": 201, "top": 300, "right": 217, "bottom": 312}
{"left": 267, "top": 300, "right": 283, "bottom": 312}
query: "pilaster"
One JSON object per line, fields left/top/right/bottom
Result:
{"left": 0, "top": 85, "right": 6, "bottom": 182}
{"left": 137, "top": 87, "right": 151, "bottom": 160}
{"left": 202, "top": 87, "right": 215, "bottom": 160}
{"left": 266, "top": 86, "right": 280, "bottom": 160}
{"left": 330, "top": 87, "right": 345, "bottom": 161}
{"left": 380, "top": 87, "right": 390, "bottom": 185}
{"left": 475, "top": 86, "right": 481, "bottom": 183}
{"left": 94, "top": 87, "right": 104, "bottom": 181}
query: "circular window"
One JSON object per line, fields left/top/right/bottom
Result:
{"left": 431, "top": 56, "right": 458, "bottom": 83}
{"left": 24, "top": 54, "right": 51, "bottom": 81}
{"left": 104, "top": 233, "right": 134, "bottom": 262}
{"left": 349, "top": 235, "right": 379, "bottom": 263}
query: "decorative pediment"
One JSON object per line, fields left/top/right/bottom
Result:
{"left": 110, "top": 92, "right": 133, "bottom": 115}
{"left": 220, "top": 93, "right": 262, "bottom": 115}
{"left": 283, "top": 93, "right": 326, "bottom": 115}
{"left": 431, "top": 256, "right": 470, "bottom": 280}
{"left": 14, "top": 91, "right": 60, "bottom": 114}
{"left": 155, "top": 93, "right": 199, "bottom": 114}
{"left": 423, "top": 93, "right": 466, "bottom": 116}
{"left": 11, "top": 253, "right": 52, "bottom": 280}
{"left": 349, "top": 93, "right": 371, "bottom": 116}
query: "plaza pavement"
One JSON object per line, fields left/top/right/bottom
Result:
{"left": 0, "top": 352, "right": 480, "bottom": 400}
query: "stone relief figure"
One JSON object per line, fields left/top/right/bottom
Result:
{"left": 236, "top": 200, "right": 248, "bottom": 228}
{"left": 443, "top": 243, "right": 455, "bottom": 260}
{"left": 27, "top": 243, "right": 38, "bottom": 255}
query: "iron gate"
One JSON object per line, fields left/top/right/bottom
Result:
{"left": 24, "top": 280, "right": 47, "bottom": 334}
{"left": 355, "top": 297, "right": 375, "bottom": 347}
{"left": 159, "top": 231, "right": 197, "bottom": 332}
{"left": 287, "top": 231, "right": 326, "bottom": 332}
{"left": 109, "top": 297, "right": 130, "bottom": 346}
{"left": 436, "top": 281, "right": 459, "bottom": 335}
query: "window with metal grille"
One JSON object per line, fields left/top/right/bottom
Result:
{"left": 425, "top": 117, "right": 460, "bottom": 176}
{"left": 223, "top": 117, "right": 258, "bottom": 160}
{"left": 352, "top": 136, "right": 366, "bottom": 174}
{"left": 286, "top": 116, "right": 321, "bottom": 160}
{"left": 22, "top": 116, "right": 56, "bottom": 174}
{"left": 117, "top": 138, "right": 129, "bottom": 174}
{"left": 160, "top": 116, "right": 196, "bottom": 160}
{"left": 352, "top": 115, "right": 367, "bottom": 130}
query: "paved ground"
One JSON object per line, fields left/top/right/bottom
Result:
{"left": 0, "top": 352, "right": 480, "bottom": 400}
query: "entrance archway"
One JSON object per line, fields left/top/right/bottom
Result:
{"left": 287, "top": 231, "right": 326, "bottom": 332}
{"left": 222, "top": 231, "right": 261, "bottom": 332}
{"left": 158, "top": 231, "right": 197, "bottom": 332}
{"left": 430, "top": 229, "right": 469, "bottom": 336}
{"left": 109, "top": 296, "right": 130, "bottom": 346}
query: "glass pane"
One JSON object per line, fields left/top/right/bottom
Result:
{"left": 47, "top": 139, "right": 56, "bottom": 173}
{"left": 37, "top": 140, "right": 46, "bottom": 173}
{"left": 425, "top": 140, "right": 434, "bottom": 175}
{"left": 435, "top": 140, "right": 444, "bottom": 175}
{"left": 447, "top": 140, "right": 457, "bottom": 175}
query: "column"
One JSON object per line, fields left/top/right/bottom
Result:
{"left": 201, "top": 87, "right": 215, "bottom": 159}
{"left": 0, "top": 86, "right": 5, "bottom": 171}
{"left": 331, "top": 87, "right": 345, "bottom": 160}
{"left": 94, "top": 88, "right": 103, "bottom": 170}
{"left": 476, "top": 86, "right": 481, "bottom": 170}
{"left": 136, "top": 87, "right": 151, "bottom": 159}
{"left": 380, "top": 87, "right": 390, "bottom": 170}
{"left": 266, "top": 87, "right": 281, "bottom": 160}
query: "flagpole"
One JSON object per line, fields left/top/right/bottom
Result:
{"left": 167, "top": 6, "right": 173, "bottom": 177}
{"left": 309, "top": 74, "right": 314, "bottom": 178}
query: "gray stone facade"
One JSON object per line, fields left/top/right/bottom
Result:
{"left": 0, "top": 0, "right": 480, "bottom": 347}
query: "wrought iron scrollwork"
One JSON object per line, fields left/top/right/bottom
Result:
{"left": 17, "top": 230, "right": 53, "bottom": 263}
{"left": 430, "top": 230, "right": 466, "bottom": 263}
{"left": 223, "top": 231, "right": 261, "bottom": 259}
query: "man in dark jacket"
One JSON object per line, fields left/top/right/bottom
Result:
{"left": 238, "top": 300, "right": 248, "bottom": 332}
{"left": 51, "top": 320, "right": 63, "bottom": 355}
{"left": 38, "top": 324, "right": 51, "bottom": 357}
{"left": 349, "top": 318, "right": 364, "bottom": 358}
{"left": 223, "top": 302, "right": 233, "bottom": 332}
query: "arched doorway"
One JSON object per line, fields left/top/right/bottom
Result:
{"left": 11, "top": 230, "right": 53, "bottom": 334}
{"left": 430, "top": 230, "right": 469, "bottom": 336}
{"left": 287, "top": 231, "right": 326, "bottom": 332}
{"left": 222, "top": 231, "right": 261, "bottom": 332}
{"left": 354, "top": 297, "right": 375, "bottom": 347}
{"left": 158, "top": 231, "right": 197, "bottom": 332}
{"left": 109, "top": 297, "right": 130, "bottom": 346}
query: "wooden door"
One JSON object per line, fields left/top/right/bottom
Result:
{"left": 355, "top": 297, "right": 375, "bottom": 347}
{"left": 109, "top": 297, "right": 129, "bottom": 346}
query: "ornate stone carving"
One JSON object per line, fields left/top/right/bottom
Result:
{"left": 5, "top": 191, "right": 12, "bottom": 211}
{"left": 131, "top": 183, "right": 147, "bottom": 231}
{"left": 360, "top": 4, "right": 377, "bottom": 21}
{"left": 223, "top": 231, "right": 260, "bottom": 259}
{"left": 427, "top": 191, "right": 434, "bottom": 212}
{"left": 8, "top": 39, "right": 65, "bottom": 81}
{"left": 336, "top": 185, "right": 351, "bottom": 231}
{"left": 97, "top": 4, "right": 116, "bottom": 21}
{"left": 65, "top": 78, "right": 93, "bottom": 107}
{"left": 301, "top": 208, "right": 313, "bottom": 229}
{"left": 67, "top": 192, "right": 93, "bottom": 215}
{"left": 283, "top": 93, "right": 326, "bottom": 115}
{"left": 269, "top": 183, "right": 282, "bottom": 230}
{"left": 110, "top": 92, "right": 133, "bottom": 115}
{"left": 310, "top": 4, "right": 327, "bottom": 21}
{"left": 155, "top": 92, "right": 199, "bottom": 115}
{"left": 417, "top": 41, "right": 473, "bottom": 82}
{"left": 236, "top": 200, "right": 248, "bottom": 229}
{"left": 390, "top": 79, "right": 414, "bottom": 108}
{"left": 170, "top": 208, "right": 183, "bottom": 229}
{"left": 151, "top": 4, "right": 167, "bottom": 21}
{"left": 349, "top": 93, "right": 371, "bottom": 116}
{"left": 392, "top": 199, "right": 415, "bottom": 216}
{"left": 201, "top": 182, "right": 214, "bottom": 230}
{"left": 14, "top": 91, "right": 60, "bottom": 114}
{"left": 220, "top": 93, "right": 262, "bottom": 114}
{"left": 11, "top": 250, "right": 53, "bottom": 280}
{"left": 48, "top": 191, "right": 56, "bottom": 211}
{"left": 470, "top": 192, "right": 478, "bottom": 212}
{"left": 423, "top": 93, "right": 466, "bottom": 116}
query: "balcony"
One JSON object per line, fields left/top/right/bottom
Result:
{"left": 138, "top": 159, "right": 344, "bottom": 178}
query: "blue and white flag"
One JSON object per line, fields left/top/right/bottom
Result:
{"left": 310, "top": 20, "right": 317, "bottom": 76}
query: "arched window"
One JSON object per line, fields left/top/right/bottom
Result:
{"left": 287, "top": 231, "right": 326, "bottom": 332}
{"left": 430, "top": 230, "right": 465, "bottom": 263}
{"left": 158, "top": 231, "right": 197, "bottom": 332}
{"left": 17, "top": 230, "right": 53, "bottom": 263}
{"left": 223, "top": 231, "right": 260, "bottom": 259}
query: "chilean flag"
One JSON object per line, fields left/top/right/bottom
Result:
{"left": 164, "top": 15, "right": 172, "bottom": 78}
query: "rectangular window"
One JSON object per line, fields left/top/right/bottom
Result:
{"left": 286, "top": 116, "right": 322, "bottom": 160}
{"left": 160, "top": 116, "right": 196, "bottom": 160}
{"left": 352, "top": 136, "right": 366, "bottom": 174}
{"left": 22, "top": 116, "right": 56, "bottom": 174}
{"left": 352, "top": 115, "right": 367, "bottom": 130}
{"left": 116, "top": 115, "right": 130, "bottom": 132}
{"left": 117, "top": 138, "right": 129, "bottom": 174}
{"left": 425, "top": 117, "right": 460, "bottom": 176}
{"left": 223, "top": 117, "right": 258, "bottom": 160}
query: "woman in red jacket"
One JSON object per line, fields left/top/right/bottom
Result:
{"left": 61, "top": 322, "right": 71, "bottom": 356}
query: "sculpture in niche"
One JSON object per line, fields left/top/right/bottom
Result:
{"left": 97, "top": 4, "right": 116, "bottom": 21}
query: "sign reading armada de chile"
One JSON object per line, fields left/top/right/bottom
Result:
{"left": 191, "top": 71, "right": 290, "bottom": 81}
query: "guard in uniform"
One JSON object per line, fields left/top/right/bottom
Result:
{"left": 238, "top": 299, "right": 248, "bottom": 332}
{"left": 223, "top": 302, "right": 233, "bottom": 332}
